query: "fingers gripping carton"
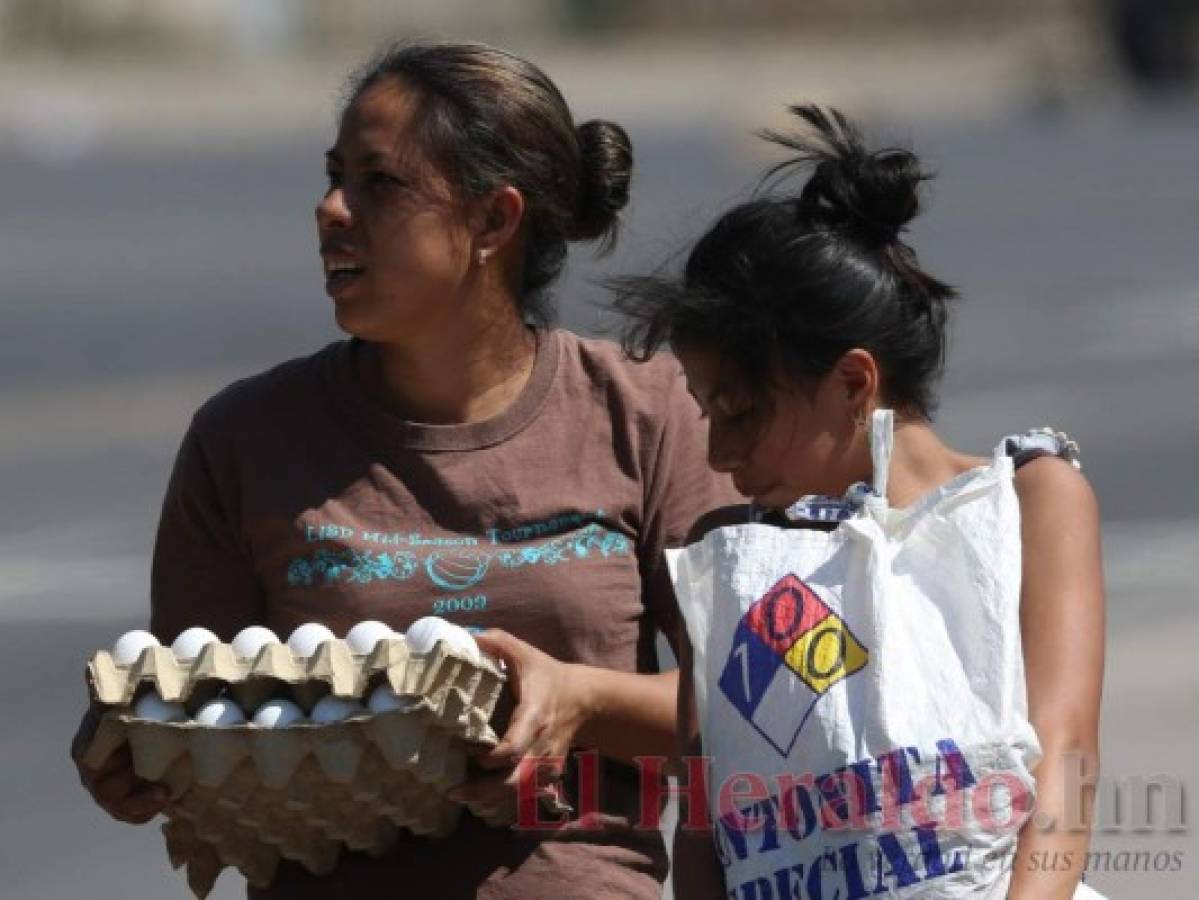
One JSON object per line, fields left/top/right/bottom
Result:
{"left": 82, "top": 630, "right": 506, "bottom": 897}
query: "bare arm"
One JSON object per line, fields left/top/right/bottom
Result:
{"left": 463, "top": 631, "right": 678, "bottom": 777}
{"left": 1007, "top": 458, "right": 1105, "bottom": 899}
{"left": 571, "top": 665, "right": 679, "bottom": 763}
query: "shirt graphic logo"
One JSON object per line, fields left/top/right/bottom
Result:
{"left": 286, "top": 522, "right": 630, "bottom": 590}
{"left": 425, "top": 550, "right": 490, "bottom": 591}
{"left": 718, "top": 574, "right": 868, "bottom": 757}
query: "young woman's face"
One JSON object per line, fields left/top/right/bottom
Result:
{"left": 676, "top": 344, "right": 870, "bottom": 509}
{"left": 316, "top": 78, "right": 477, "bottom": 341}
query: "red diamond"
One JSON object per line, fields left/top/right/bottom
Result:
{"left": 744, "top": 574, "right": 834, "bottom": 655}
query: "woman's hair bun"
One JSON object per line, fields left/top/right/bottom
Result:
{"left": 570, "top": 119, "right": 633, "bottom": 246}
{"left": 760, "top": 104, "right": 926, "bottom": 245}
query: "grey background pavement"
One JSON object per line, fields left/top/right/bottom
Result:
{"left": 2, "top": 27, "right": 1197, "bottom": 899}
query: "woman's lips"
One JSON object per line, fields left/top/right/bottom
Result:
{"left": 325, "top": 267, "right": 365, "bottom": 297}
{"left": 320, "top": 243, "right": 366, "bottom": 297}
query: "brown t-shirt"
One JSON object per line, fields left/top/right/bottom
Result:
{"left": 149, "top": 327, "right": 739, "bottom": 899}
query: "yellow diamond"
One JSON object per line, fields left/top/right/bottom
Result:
{"left": 783, "top": 612, "right": 868, "bottom": 694}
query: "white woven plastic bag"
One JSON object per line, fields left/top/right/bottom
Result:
{"left": 667, "top": 410, "right": 1103, "bottom": 899}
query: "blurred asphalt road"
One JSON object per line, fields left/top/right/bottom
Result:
{"left": 2, "top": 50, "right": 1197, "bottom": 898}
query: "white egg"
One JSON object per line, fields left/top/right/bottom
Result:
{"left": 404, "top": 616, "right": 480, "bottom": 662}
{"left": 170, "top": 627, "right": 221, "bottom": 661}
{"left": 309, "top": 695, "right": 366, "bottom": 723}
{"left": 132, "top": 691, "right": 187, "bottom": 722}
{"left": 286, "top": 622, "right": 337, "bottom": 658}
{"left": 402, "top": 617, "right": 446, "bottom": 653}
{"left": 345, "top": 620, "right": 396, "bottom": 655}
{"left": 111, "top": 630, "right": 161, "bottom": 666}
{"left": 366, "top": 685, "right": 408, "bottom": 715}
{"left": 193, "top": 698, "right": 246, "bottom": 727}
{"left": 251, "top": 698, "right": 307, "bottom": 728}
{"left": 231, "top": 626, "right": 281, "bottom": 660}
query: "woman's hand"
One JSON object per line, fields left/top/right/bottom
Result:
{"left": 449, "top": 629, "right": 590, "bottom": 818}
{"left": 71, "top": 705, "right": 169, "bottom": 825}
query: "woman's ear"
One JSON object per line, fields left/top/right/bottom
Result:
{"left": 835, "top": 348, "right": 881, "bottom": 419}
{"left": 471, "top": 186, "right": 524, "bottom": 264}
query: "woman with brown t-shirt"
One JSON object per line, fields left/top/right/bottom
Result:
{"left": 71, "top": 42, "right": 738, "bottom": 898}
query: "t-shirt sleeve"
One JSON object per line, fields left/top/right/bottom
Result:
{"left": 639, "top": 362, "right": 743, "bottom": 658}
{"left": 150, "top": 423, "right": 265, "bottom": 644}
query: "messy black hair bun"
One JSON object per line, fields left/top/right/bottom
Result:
{"left": 570, "top": 120, "right": 633, "bottom": 246}
{"left": 615, "top": 103, "right": 957, "bottom": 419}
{"left": 762, "top": 104, "right": 923, "bottom": 245}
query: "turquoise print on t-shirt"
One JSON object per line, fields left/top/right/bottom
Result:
{"left": 285, "top": 511, "right": 631, "bottom": 601}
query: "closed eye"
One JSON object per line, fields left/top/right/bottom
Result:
{"left": 689, "top": 395, "right": 752, "bottom": 425}
{"left": 725, "top": 408, "right": 754, "bottom": 424}
{"left": 368, "top": 171, "right": 404, "bottom": 189}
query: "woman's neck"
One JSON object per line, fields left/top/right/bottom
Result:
{"left": 882, "top": 418, "right": 988, "bottom": 509}
{"left": 361, "top": 308, "right": 537, "bottom": 425}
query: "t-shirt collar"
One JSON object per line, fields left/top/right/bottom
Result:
{"left": 325, "top": 326, "right": 561, "bottom": 453}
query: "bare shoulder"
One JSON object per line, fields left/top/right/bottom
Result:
{"left": 1013, "top": 455, "right": 1103, "bottom": 624}
{"left": 1013, "top": 455, "right": 1099, "bottom": 527}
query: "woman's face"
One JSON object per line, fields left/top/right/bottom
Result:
{"left": 316, "top": 78, "right": 476, "bottom": 342}
{"left": 676, "top": 344, "right": 871, "bottom": 509}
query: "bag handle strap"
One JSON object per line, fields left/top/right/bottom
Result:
{"left": 776, "top": 407, "right": 896, "bottom": 523}
{"left": 869, "top": 409, "right": 896, "bottom": 501}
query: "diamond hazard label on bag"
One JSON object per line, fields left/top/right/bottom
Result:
{"left": 718, "top": 574, "right": 868, "bottom": 756}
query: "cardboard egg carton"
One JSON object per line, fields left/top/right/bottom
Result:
{"left": 158, "top": 746, "right": 466, "bottom": 896}
{"left": 155, "top": 753, "right": 469, "bottom": 897}
{"left": 88, "top": 638, "right": 503, "bottom": 739}
{"left": 82, "top": 638, "right": 510, "bottom": 897}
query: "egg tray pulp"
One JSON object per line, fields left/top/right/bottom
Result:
{"left": 83, "top": 639, "right": 509, "bottom": 897}
{"left": 88, "top": 636, "right": 502, "bottom": 732}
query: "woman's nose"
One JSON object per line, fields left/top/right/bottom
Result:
{"left": 316, "top": 187, "right": 352, "bottom": 231}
